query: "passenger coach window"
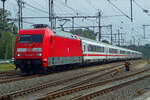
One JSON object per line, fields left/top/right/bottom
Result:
{"left": 120, "top": 50, "right": 126, "bottom": 54}
{"left": 109, "top": 48, "right": 118, "bottom": 53}
{"left": 19, "top": 34, "right": 43, "bottom": 43}
{"left": 88, "top": 45, "right": 104, "bottom": 52}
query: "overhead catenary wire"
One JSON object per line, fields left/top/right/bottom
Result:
{"left": 23, "top": 6, "right": 46, "bottom": 16}
{"left": 57, "top": 0, "right": 78, "bottom": 14}
{"left": 57, "top": 0, "right": 89, "bottom": 15}
{"left": 107, "top": 0, "right": 131, "bottom": 19}
{"left": 133, "top": 0, "right": 148, "bottom": 13}
{"left": 133, "top": 0, "right": 144, "bottom": 10}
{"left": 24, "top": 0, "right": 74, "bottom": 16}
{"left": 84, "top": 0, "right": 98, "bottom": 10}
{"left": 102, "top": 15, "right": 125, "bottom": 18}
{"left": 7, "top": 18, "right": 36, "bottom": 25}
{"left": 24, "top": 2, "right": 49, "bottom": 15}
{"left": 31, "top": 0, "right": 47, "bottom": 10}
{"left": 54, "top": 3, "right": 74, "bottom": 15}
{"left": 22, "top": 21, "right": 36, "bottom": 24}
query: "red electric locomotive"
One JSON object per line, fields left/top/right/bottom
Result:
{"left": 14, "top": 25, "right": 83, "bottom": 74}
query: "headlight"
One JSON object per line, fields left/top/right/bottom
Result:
{"left": 17, "top": 53, "right": 22, "bottom": 57}
{"left": 36, "top": 53, "right": 42, "bottom": 56}
{"left": 43, "top": 58, "right": 47, "bottom": 64}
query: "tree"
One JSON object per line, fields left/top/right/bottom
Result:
{"left": 0, "top": 8, "right": 17, "bottom": 59}
{"left": 0, "top": 8, "right": 17, "bottom": 33}
{"left": 125, "top": 44, "right": 150, "bottom": 58}
{"left": 70, "top": 29, "right": 96, "bottom": 40}
{"left": 145, "top": 44, "right": 150, "bottom": 48}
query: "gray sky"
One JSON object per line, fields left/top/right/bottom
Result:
{"left": 0, "top": 0, "right": 150, "bottom": 45}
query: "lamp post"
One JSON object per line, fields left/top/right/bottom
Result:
{"left": 138, "top": 38, "right": 141, "bottom": 46}
{"left": 110, "top": 25, "right": 113, "bottom": 45}
{"left": 132, "top": 36, "right": 136, "bottom": 50}
{"left": 132, "top": 36, "right": 135, "bottom": 46}
{"left": 130, "top": 0, "right": 133, "bottom": 22}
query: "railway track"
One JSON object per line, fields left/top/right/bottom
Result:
{"left": 33, "top": 64, "right": 150, "bottom": 100}
{"left": 0, "top": 70, "right": 19, "bottom": 75}
{"left": 0, "top": 60, "right": 139, "bottom": 83}
{"left": 0, "top": 70, "right": 21, "bottom": 81}
{"left": 73, "top": 73, "right": 150, "bottom": 100}
{"left": 0, "top": 61, "right": 129, "bottom": 83}
{"left": 0, "top": 75, "right": 40, "bottom": 84}
{"left": 0, "top": 75, "right": 21, "bottom": 80}
{"left": 0, "top": 63, "right": 125, "bottom": 100}
{"left": 0, "top": 60, "right": 142, "bottom": 100}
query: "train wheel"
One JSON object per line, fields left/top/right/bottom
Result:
{"left": 40, "top": 67, "right": 48, "bottom": 74}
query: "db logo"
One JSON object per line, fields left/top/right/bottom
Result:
{"left": 25, "top": 54, "right": 33, "bottom": 56}
{"left": 27, "top": 48, "right": 32, "bottom": 52}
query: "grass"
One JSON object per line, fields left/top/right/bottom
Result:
{"left": 148, "top": 59, "right": 150, "bottom": 64}
{"left": 0, "top": 63, "right": 15, "bottom": 71}
{"left": 137, "top": 90, "right": 147, "bottom": 96}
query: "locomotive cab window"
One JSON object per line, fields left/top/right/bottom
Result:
{"left": 19, "top": 34, "right": 43, "bottom": 43}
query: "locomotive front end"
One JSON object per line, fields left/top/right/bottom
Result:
{"left": 14, "top": 29, "right": 45, "bottom": 74}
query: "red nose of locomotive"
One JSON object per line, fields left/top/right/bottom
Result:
{"left": 14, "top": 29, "right": 46, "bottom": 74}
{"left": 15, "top": 34, "right": 43, "bottom": 59}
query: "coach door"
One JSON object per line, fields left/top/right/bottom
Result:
{"left": 105, "top": 47, "right": 109, "bottom": 61}
{"left": 82, "top": 42, "right": 88, "bottom": 63}
{"left": 82, "top": 42, "right": 86, "bottom": 53}
{"left": 48, "top": 36, "right": 55, "bottom": 66}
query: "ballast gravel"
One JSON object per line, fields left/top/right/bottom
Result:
{"left": 93, "top": 67, "right": 150, "bottom": 100}
{"left": 0, "top": 69, "right": 88, "bottom": 95}
{"left": 0, "top": 62, "right": 123, "bottom": 95}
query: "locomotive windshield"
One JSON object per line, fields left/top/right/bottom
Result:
{"left": 19, "top": 34, "right": 43, "bottom": 43}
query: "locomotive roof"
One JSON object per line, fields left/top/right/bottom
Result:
{"left": 19, "top": 28, "right": 50, "bottom": 34}
{"left": 53, "top": 30, "right": 78, "bottom": 40}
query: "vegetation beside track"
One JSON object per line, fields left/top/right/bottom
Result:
{"left": 0, "top": 63, "right": 15, "bottom": 71}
